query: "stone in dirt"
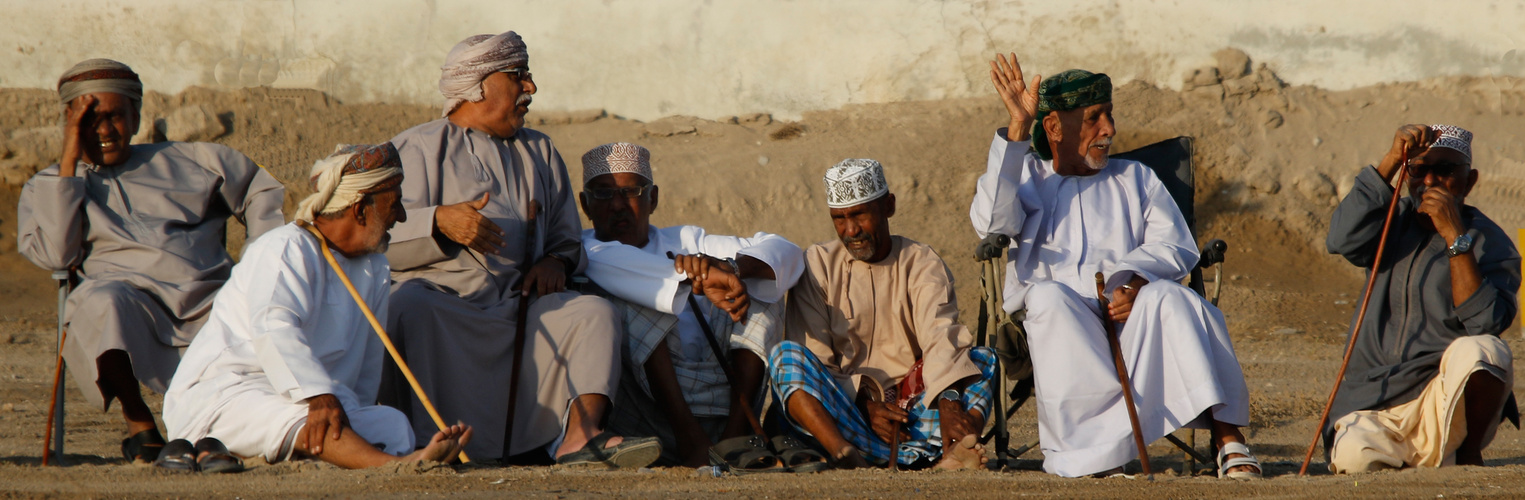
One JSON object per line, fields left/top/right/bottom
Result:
{"left": 1214, "top": 48, "right": 1252, "bottom": 80}
{"left": 643, "top": 116, "right": 699, "bottom": 137}
{"left": 164, "top": 105, "right": 227, "bottom": 143}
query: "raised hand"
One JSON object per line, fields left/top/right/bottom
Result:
{"left": 1377, "top": 124, "right": 1436, "bottom": 182}
{"left": 990, "top": 52, "right": 1042, "bottom": 142}
{"left": 434, "top": 192, "right": 505, "bottom": 255}
{"left": 59, "top": 95, "right": 99, "bottom": 177}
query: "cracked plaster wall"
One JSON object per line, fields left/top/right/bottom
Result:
{"left": 2, "top": 0, "right": 1522, "bottom": 121}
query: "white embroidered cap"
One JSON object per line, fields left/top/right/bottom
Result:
{"left": 1429, "top": 124, "right": 1473, "bottom": 161}
{"left": 582, "top": 142, "right": 652, "bottom": 184}
{"left": 824, "top": 158, "right": 889, "bottom": 208}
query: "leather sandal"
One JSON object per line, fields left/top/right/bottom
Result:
{"left": 770, "top": 435, "right": 828, "bottom": 473}
{"left": 1217, "top": 441, "right": 1263, "bottom": 480}
{"left": 708, "top": 435, "right": 785, "bottom": 475}
{"left": 555, "top": 431, "right": 662, "bottom": 469}
{"left": 195, "top": 437, "right": 245, "bottom": 474}
{"left": 153, "top": 439, "right": 197, "bottom": 472}
{"left": 122, "top": 428, "right": 167, "bottom": 463}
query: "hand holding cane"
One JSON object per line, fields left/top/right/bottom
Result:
{"left": 299, "top": 222, "right": 470, "bottom": 464}
{"left": 1096, "top": 272, "right": 1152, "bottom": 477}
{"left": 1298, "top": 151, "right": 1411, "bottom": 475}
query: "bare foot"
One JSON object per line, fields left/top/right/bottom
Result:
{"left": 935, "top": 434, "right": 989, "bottom": 470}
{"left": 406, "top": 423, "right": 473, "bottom": 463}
{"left": 831, "top": 445, "right": 871, "bottom": 469}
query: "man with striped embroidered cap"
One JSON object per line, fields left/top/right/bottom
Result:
{"left": 164, "top": 144, "right": 473, "bottom": 470}
{"left": 18, "top": 58, "right": 284, "bottom": 463}
{"left": 1325, "top": 124, "right": 1520, "bottom": 473}
{"left": 770, "top": 158, "right": 997, "bottom": 470}
{"left": 970, "top": 55, "right": 1257, "bottom": 478}
{"left": 577, "top": 142, "right": 808, "bottom": 469}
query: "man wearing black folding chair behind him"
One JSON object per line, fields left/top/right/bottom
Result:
{"left": 969, "top": 53, "right": 1260, "bottom": 479}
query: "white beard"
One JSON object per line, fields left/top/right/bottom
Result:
{"left": 1084, "top": 153, "right": 1108, "bottom": 171}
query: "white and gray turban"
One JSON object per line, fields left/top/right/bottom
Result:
{"left": 438, "top": 31, "right": 528, "bottom": 117}
{"left": 1429, "top": 124, "right": 1473, "bottom": 162}
{"left": 582, "top": 143, "right": 653, "bottom": 184}
{"left": 824, "top": 159, "right": 890, "bottom": 208}
{"left": 57, "top": 58, "right": 143, "bottom": 110}
{"left": 295, "top": 143, "right": 405, "bottom": 222}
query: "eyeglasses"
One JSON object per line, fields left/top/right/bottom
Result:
{"left": 1406, "top": 161, "right": 1468, "bottom": 179}
{"left": 500, "top": 67, "right": 533, "bottom": 83}
{"left": 584, "top": 185, "right": 653, "bottom": 200}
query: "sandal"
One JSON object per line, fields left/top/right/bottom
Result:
{"left": 121, "top": 428, "right": 167, "bottom": 463}
{"left": 707, "top": 435, "right": 785, "bottom": 475}
{"left": 153, "top": 439, "right": 197, "bottom": 472}
{"left": 770, "top": 435, "right": 828, "bottom": 473}
{"left": 1217, "top": 441, "right": 1263, "bottom": 480}
{"left": 195, "top": 437, "right": 245, "bottom": 474}
{"left": 555, "top": 431, "right": 662, "bottom": 469}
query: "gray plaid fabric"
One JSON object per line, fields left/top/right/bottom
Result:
{"left": 610, "top": 296, "right": 782, "bottom": 417}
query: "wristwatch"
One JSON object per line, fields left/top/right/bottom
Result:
{"left": 938, "top": 389, "right": 961, "bottom": 403}
{"left": 1446, "top": 233, "right": 1474, "bottom": 257}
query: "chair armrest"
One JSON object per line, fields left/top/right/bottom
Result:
{"left": 52, "top": 270, "right": 73, "bottom": 283}
{"left": 975, "top": 234, "right": 1011, "bottom": 262}
{"left": 1198, "top": 239, "right": 1228, "bottom": 269}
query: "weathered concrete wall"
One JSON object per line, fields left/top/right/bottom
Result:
{"left": 3, "top": 0, "right": 1523, "bottom": 121}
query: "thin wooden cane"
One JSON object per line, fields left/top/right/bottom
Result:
{"left": 1299, "top": 156, "right": 1410, "bottom": 476}
{"left": 504, "top": 202, "right": 538, "bottom": 460}
{"left": 685, "top": 293, "right": 768, "bottom": 437}
{"left": 42, "top": 329, "right": 66, "bottom": 466}
{"left": 1096, "top": 273, "right": 1152, "bottom": 477}
{"left": 299, "top": 222, "right": 470, "bottom": 463}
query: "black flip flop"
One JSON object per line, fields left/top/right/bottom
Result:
{"left": 770, "top": 435, "right": 829, "bottom": 473}
{"left": 122, "top": 428, "right": 167, "bottom": 463}
{"left": 195, "top": 438, "right": 245, "bottom": 474}
{"left": 153, "top": 439, "right": 197, "bottom": 472}
{"left": 708, "top": 435, "right": 785, "bottom": 475}
{"left": 555, "top": 431, "right": 662, "bottom": 469}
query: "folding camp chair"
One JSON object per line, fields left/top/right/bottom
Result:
{"left": 976, "top": 136, "right": 1230, "bottom": 474}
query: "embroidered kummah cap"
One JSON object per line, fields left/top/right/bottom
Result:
{"left": 57, "top": 58, "right": 144, "bottom": 108}
{"left": 581, "top": 142, "right": 653, "bottom": 184}
{"left": 1429, "top": 124, "right": 1473, "bottom": 162}
{"left": 1030, "top": 69, "right": 1112, "bottom": 160}
{"left": 824, "top": 158, "right": 889, "bottom": 208}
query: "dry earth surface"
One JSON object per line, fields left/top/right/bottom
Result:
{"left": 0, "top": 56, "right": 1523, "bottom": 498}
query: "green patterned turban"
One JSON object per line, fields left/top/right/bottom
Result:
{"left": 1031, "top": 69, "right": 1111, "bottom": 160}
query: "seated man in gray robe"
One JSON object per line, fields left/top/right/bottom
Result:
{"left": 382, "top": 31, "right": 657, "bottom": 468}
{"left": 1324, "top": 124, "right": 1520, "bottom": 473}
{"left": 576, "top": 143, "right": 808, "bottom": 468}
{"left": 17, "top": 58, "right": 285, "bottom": 462}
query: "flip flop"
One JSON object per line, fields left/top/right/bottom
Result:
{"left": 770, "top": 435, "right": 828, "bottom": 473}
{"left": 153, "top": 439, "right": 197, "bottom": 472}
{"left": 195, "top": 437, "right": 246, "bottom": 474}
{"left": 707, "top": 435, "right": 785, "bottom": 475}
{"left": 121, "top": 428, "right": 167, "bottom": 463}
{"left": 555, "top": 431, "right": 662, "bottom": 469}
{"left": 1217, "top": 441, "right": 1263, "bottom": 480}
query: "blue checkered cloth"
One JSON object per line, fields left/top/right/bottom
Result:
{"left": 768, "top": 340, "right": 996, "bottom": 465}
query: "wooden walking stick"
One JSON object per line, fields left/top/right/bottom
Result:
{"left": 42, "top": 330, "right": 66, "bottom": 466}
{"left": 503, "top": 201, "right": 539, "bottom": 459}
{"left": 1299, "top": 153, "right": 1411, "bottom": 476}
{"left": 1096, "top": 272, "right": 1152, "bottom": 477}
{"left": 299, "top": 222, "right": 470, "bottom": 464}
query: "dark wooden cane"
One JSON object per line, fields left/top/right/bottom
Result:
{"left": 504, "top": 202, "right": 540, "bottom": 459}
{"left": 1299, "top": 155, "right": 1410, "bottom": 475}
{"left": 1096, "top": 272, "right": 1152, "bottom": 477}
{"left": 42, "top": 330, "right": 66, "bottom": 466}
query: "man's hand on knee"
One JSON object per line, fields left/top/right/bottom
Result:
{"left": 302, "top": 394, "right": 350, "bottom": 455}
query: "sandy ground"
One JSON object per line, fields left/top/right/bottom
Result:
{"left": 0, "top": 62, "right": 1523, "bottom": 497}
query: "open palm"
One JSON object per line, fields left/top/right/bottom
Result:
{"left": 990, "top": 53, "right": 1041, "bottom": 140}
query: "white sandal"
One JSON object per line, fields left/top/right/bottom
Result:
{"left": 1217, "top": 441, "right": 1263, "bottom": 480}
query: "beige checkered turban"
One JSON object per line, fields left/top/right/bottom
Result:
{"left": 295, "top": 143, "right": 404, "bottom": 222}
{"left": 824, "top": 159, "right": 889, "bottom": 208}
{"left": 438, "top": 31, "right": 528, "bottom": 118}
{"left": 581, "top": 143, "right": 652, "bottom": 184}
{"left": 1430, "top": 124, "right": 1473, "bottom": 161}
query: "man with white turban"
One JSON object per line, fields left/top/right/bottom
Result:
{"left": 576, "top": 143, "right": 813, "bottom": 470}
{"left": 18, "top": 58, "right": 285, "bottom": 463}
{"left": 770, "top": 159, "right": 996, "bottom": 470}
{"left": 969, "top": 54, "right": 1256, "bottom": 478}
{"left": 383, "top": 32, "right": 655, "bottom": 467}
{"left": 1324, "top": 124, "right": 1520, "bottom": 473}
{"left": 164, "top": 144, "right": 472, "bottom": 469}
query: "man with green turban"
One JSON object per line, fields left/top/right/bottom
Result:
{"left": 969, "top": 54, "right": 1260, "bottom": 479}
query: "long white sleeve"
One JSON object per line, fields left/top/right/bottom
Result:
{"left": 245, "top": 239, "right": 337, "bottom": 402}
{"left": 583, "top": 225, "right": 805, "bottom": 313}
{"left": 971, "top": 128, "right": 1033, "bottom": 240}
